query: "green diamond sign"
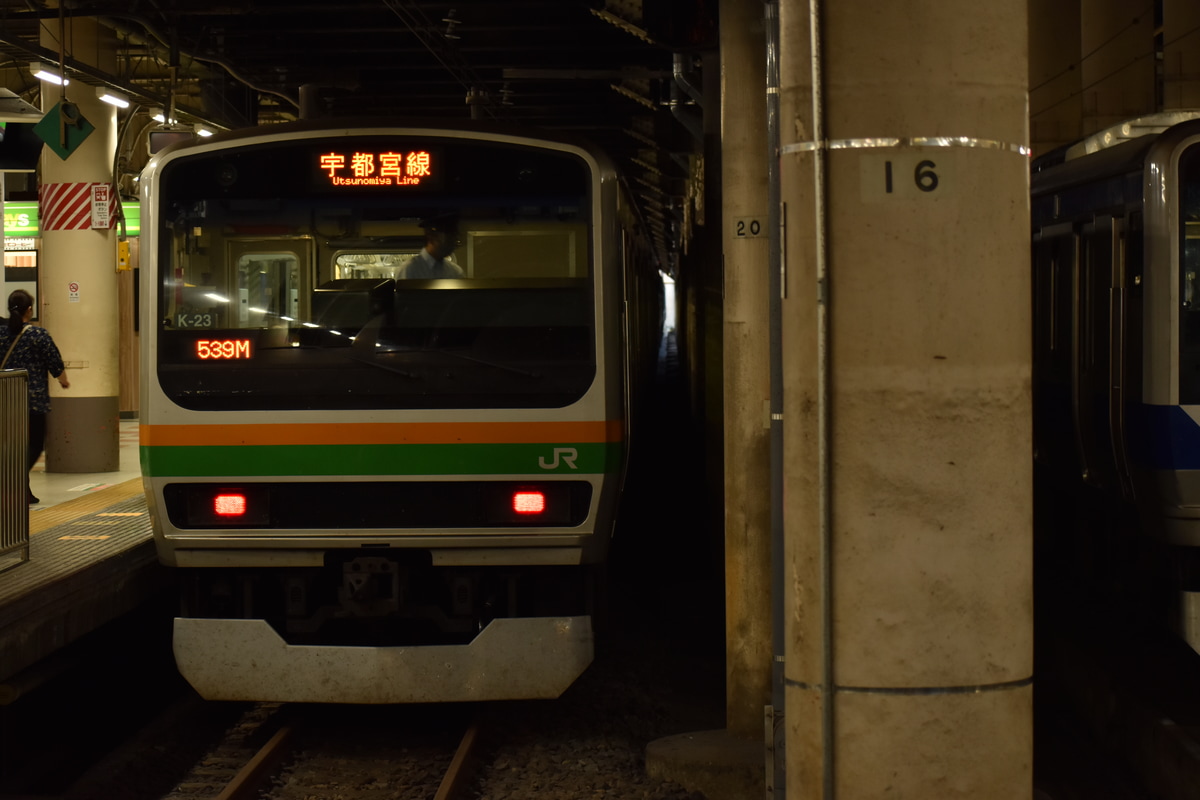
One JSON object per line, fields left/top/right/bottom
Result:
{"left": 33, "top": 101, "right": 95, "bottom": 160}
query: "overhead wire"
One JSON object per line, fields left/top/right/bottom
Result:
{"left": 380, "top": 0, "right": 500, "bottom": 120}
{"left": 1031, "top": 8, "right": 1200, "bottom": 119}
{"left": 1028, "top": 3, "right": 1155, "bottom": 96}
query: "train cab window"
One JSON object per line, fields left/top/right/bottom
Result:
{"left": 152, "top": 134, "right": 597, "bottom": 411}
{"left": 236, "top": 253, "right": 302, "bottom": 327}
{"left": 334, "top": 250, "right": 423, "bottom": 282}
{"left": 466, "top": 228, "right": 584, "bottom": 279}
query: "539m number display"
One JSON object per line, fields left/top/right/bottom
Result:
{"left": 196, "top": 339, "right": 252, "bottom": 360}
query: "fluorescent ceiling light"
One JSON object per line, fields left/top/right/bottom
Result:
{"left": 96, "top": 87, "right": 129, "bottom": 108}
{"left": 195, "top": 126, "right": 213, "bottom": 137}
{"left": 30, "top": 63, "right": 68, "bottom": 86}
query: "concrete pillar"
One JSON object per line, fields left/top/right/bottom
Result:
{"left": 720, "top": 0, "right": 773, "bottom": 742}
{"left": 1079, "top": 0, "right": 1155, "bottom": 133}
{"left": 778, "top": 1, "right": 1032, "bottom": 797}
{"left": 1029, "top": 0, "right": 1082, "bottom": 156}
{"left": 39, "top": 19, "right": 121, "bottom": 471}
{"left": 1163, "top": 0, "right": 1200, "bottom": 109}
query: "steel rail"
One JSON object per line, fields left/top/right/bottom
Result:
{"left": 213, "top": 723, "right": 297, "bottom": 800}
{"left": 434, "top": 717, "right": 486, "bottom": 800}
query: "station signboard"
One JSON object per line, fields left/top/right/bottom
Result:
{"left": 3, "top": 200, "right": 140, "bottom": 237}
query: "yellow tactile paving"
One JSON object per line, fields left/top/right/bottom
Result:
{"left": 29, "top": 478, "right": 145, "bottom": 536}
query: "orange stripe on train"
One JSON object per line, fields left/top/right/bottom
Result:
{"left": 140, "top": 420, "right": 624, "bottom": 447}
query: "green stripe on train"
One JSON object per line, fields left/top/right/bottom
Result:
{"left": 141, "top": 442, "right": 622, "bottom": 477}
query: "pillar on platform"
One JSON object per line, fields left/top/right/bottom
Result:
{"left": 778, "top": 0, "right": 1032, "bottom": 796}
{"left": 39, "top": 18, "right": 121, "bottom": 471}
{"left": 720, "top": 0, "right": 774, "bottom": 743}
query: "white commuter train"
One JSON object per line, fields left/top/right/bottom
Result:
{"left": 138, "top": 120, "right": 663, "bottom": 703}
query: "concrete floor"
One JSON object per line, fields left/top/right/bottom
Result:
{"left": 27, "top": 418, "right": 141, "bottom": 511}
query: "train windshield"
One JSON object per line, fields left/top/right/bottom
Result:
{"left": 1182, "top": 146, "right": 1200, "bottom": 404}
{"left": 152, "top": 134, "right": 596, "bottom": 410}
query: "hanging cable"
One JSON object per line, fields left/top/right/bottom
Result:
{"left": 805, "top": 0, "right": 836, "bottom": 797}
{"left": 764, "top": 1, "right": 786, "bottom": 797}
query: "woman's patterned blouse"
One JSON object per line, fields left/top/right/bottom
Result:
{"left": 0, "top": 323, "right": 66, "bottom": 414}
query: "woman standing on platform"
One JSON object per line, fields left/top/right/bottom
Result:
{"left": 1, "top": 289, "right": 69, "bottom": 505}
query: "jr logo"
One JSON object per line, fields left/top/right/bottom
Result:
{"left": 539, "top": 447, "right": 579, "bottom": 470}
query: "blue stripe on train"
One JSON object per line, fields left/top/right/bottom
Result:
{"left": 1136, "top": 404, "right": 1200, "bottom": 470}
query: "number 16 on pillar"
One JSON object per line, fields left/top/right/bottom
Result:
{"left": 860, "top": 153, "right": 951, "bottom": 201}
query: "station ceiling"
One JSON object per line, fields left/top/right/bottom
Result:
{"left": 0, "top": 0, "right": 720, "bottom": 268}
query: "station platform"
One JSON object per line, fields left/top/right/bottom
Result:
{"left": 27, "top": 417, "right": 142, "bottom": 511}
{"left": 0, "top": 419, "right": 170, "bottom": 703}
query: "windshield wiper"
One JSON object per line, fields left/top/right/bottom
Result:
{"left": 352, "top": 316, "right": 542, "bottom": 379}
{"left": 348, "top": 316, "right": 420, "bottom": 379}
{"left": 418, "top": 345, "right": 543, "bottom": 379}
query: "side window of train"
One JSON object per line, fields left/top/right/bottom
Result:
{"left": 1186, "top": 239, "right": 1200, "bottom": 310}
{"left": 1032, "top": 236, "right": 1055, "bottom": 360}
{"left": 1128, "top": 212, "right": 1144, "bottom": 298}
{"left": 1080, "top": 218, "right": 1117, "bottom": 373}
{"left": 1031, "top": 228, "right": 1079, "bottom": 471}
{"left": 1032, "top": 227, "right": 1075, "bottom": 369}
{"left": 1180, "top": 152, "right": 1200, "bottom": 311}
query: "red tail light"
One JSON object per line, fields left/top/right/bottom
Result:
{"left": 177, "top": 485, "right": 268, "bottom": 526}
{"left": 512, "top": 491, "right": 546, "bottom": 515}
{"left": 214, "top": 493, "right": 248, "bottom": 517}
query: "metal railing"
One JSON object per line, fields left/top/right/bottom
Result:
{"left": 0, "top": 370, "right": 28, "bottom": 571}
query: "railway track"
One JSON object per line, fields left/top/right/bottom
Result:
{"left": 13, "top": 616, "right": 714, "bottom": 800}
{"left": 160, "top": 702, "right": 485, "bottom": 800}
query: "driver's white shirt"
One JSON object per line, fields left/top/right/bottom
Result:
{"left": 396, "top": 249, "right": 464, "bottom": 279}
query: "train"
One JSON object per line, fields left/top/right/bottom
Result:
{"left": 138, "top": 119, "right": 663, "bottom": 703}
{"left": 1030, "top": 111, "right": 1200, "bottom": 646}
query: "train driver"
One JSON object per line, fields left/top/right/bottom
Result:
{"left": 396, "top": 214, "right": 465, "bottom": 279}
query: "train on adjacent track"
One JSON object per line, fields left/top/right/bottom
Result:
{"left": 138, "top": 120, "right": 663, "bottom": 703}
{"left": 1031, "top": 111, "right": 1200, "bottom": 645}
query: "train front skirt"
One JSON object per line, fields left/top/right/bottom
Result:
{"left": 173, "top": 615, "right": 593, "bottom": 703}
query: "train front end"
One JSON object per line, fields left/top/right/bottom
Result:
{"left": 138, "top": 123, "right": 628, "bottom": 703}
{"left": 1142, "top": 121, "right": 1200, "bottom": 545}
